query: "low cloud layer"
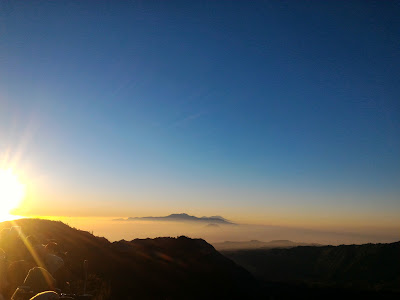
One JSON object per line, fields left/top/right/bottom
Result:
{"left": 51, "top": 216, "right": 400, "bottom": 246}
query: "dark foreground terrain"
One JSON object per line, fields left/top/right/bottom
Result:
{"left": 222, "top": 241, "right": 400, "bottom": 299}
{"left": 1, "top": 219, "right": 399, "bottom": 299}
{"left": 1, "top": 219, "right": 258, "bottom": 299}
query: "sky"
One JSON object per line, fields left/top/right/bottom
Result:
{"left": 0, "top": 1, "right": 399, "bottom": 232}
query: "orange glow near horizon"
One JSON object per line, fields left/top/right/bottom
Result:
{"left": 0, "top": 168, "right": 26, "bottom": 222}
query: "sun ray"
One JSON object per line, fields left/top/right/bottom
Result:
{"left": 10, "top": 220, "right": 55, "bottom": 289}
{"left": 0, "top": 168, "right": 25, "bottom": 221}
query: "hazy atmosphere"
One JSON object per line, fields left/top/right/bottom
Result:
{"left": 1, "top": 2, "right": 400, "bottom": 299}
{"left": 1, "top": 1, "right": 399, "bottom": 245}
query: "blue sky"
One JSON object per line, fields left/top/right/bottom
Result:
{"left": 0, "top": 1, "right": 399, "bottom": 224}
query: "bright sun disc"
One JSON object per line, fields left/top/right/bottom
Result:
{"left": 0, "top": 169, "right": 25, "bottom": 215}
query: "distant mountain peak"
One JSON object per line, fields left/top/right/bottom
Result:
{"left": 115, "top": 213, "right": 235, "bottom": 224}
{"left": 170, "top": 213, "right": 189, "bottom": 216}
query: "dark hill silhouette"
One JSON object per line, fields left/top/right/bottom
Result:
{"left": 3, "top": 219, "right": 398, "bottom": 299}
{"left": 115, "top": 213, "right": 235, "bottom": 224}
{"left": 0, "top": 218, "right": 257, "bottom": 299}
{"left": 222, "top": 242, "right": 400, "bottom": 298}
{"left": 213, "top": 239, "right": 321, "bottom": 250}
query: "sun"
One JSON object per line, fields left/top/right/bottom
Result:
{"left": 0, "top": 168, "right": 25, "bottom": 218}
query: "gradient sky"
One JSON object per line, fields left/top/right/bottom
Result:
{"left": 0, "top": 1, "right": 399, "bottom": 228}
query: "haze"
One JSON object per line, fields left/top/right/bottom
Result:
{"left": 0, "top": 1, "right": 399, "bottom": 245}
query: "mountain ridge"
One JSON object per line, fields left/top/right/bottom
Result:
{"left": 114, "top": 213, "right": 235, "bottom": 224}
{"left": 213, "top": 239, "right": 322, "bottom": 250}
{"left": 0, "top": 218, "right": 254, "bottom": 299}
{"left": 221, "top": 241, "right": 400, "bottom": 294}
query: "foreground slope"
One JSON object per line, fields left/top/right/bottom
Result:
{"left": 222, "top": 242, "right": 400, "bottom": 297}
{"left": 1, "top": 219, "right": 257, "bottom": 299}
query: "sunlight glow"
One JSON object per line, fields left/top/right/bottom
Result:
{"left": 0, "top": 168, "right": 25, "bottom": 220}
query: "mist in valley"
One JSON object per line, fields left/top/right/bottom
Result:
{"left": 50, "top": 216, "right": 400, "bottom": 247}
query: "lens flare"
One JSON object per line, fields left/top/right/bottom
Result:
{"left": 0, "top": 168, "right": 25, "bottom": 219}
